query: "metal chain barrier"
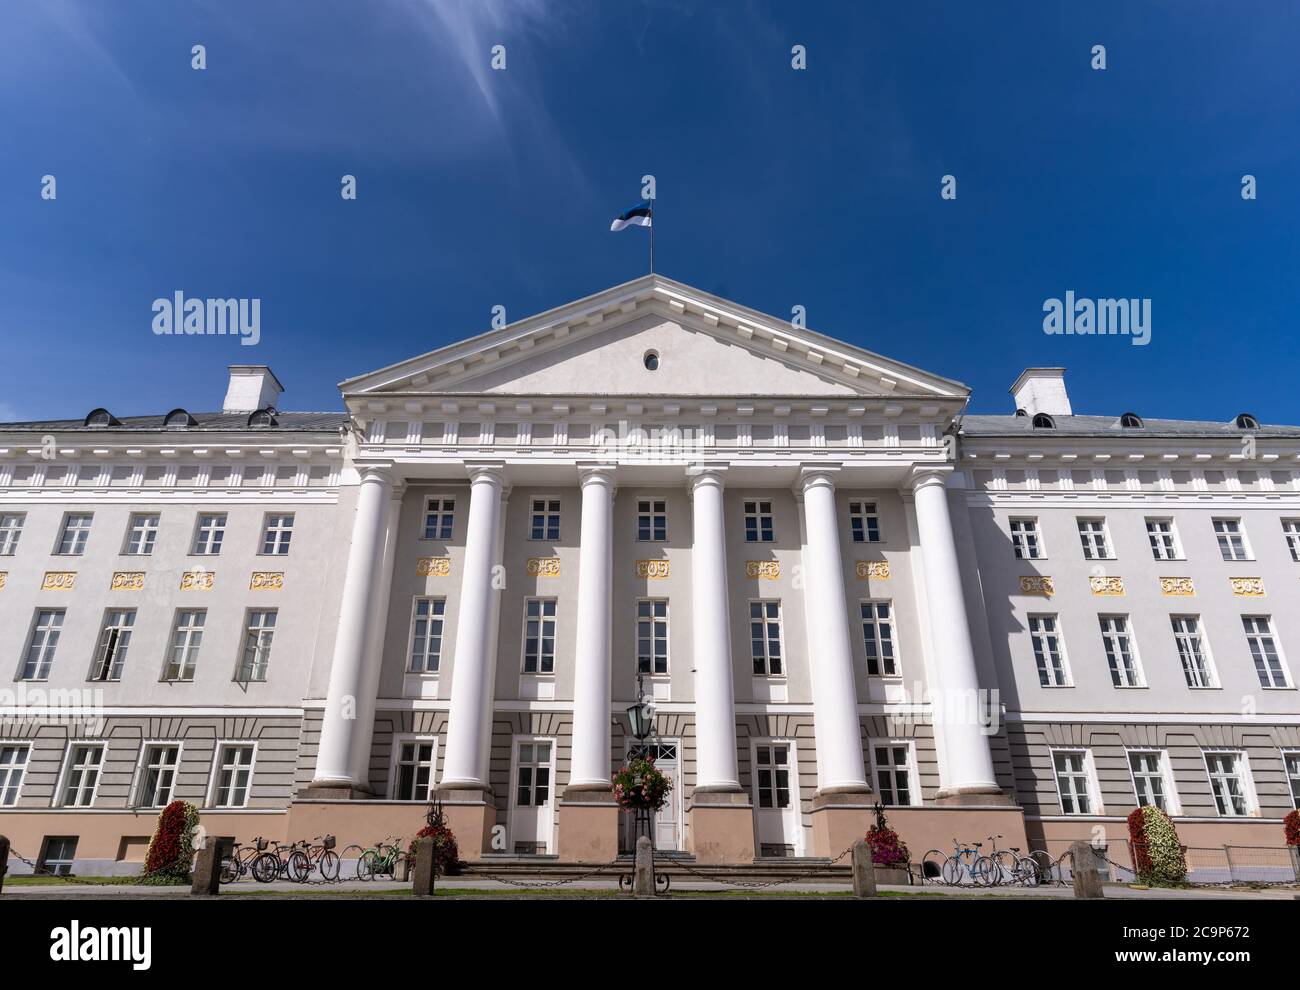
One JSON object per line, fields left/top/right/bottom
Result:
{"left": 459, "top": 858, "right": 625, "bottom": 888}
{"left": 666, "top": 845, "right": 856, "bottom": 889}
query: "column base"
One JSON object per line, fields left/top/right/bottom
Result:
{"left": 687, "top": 790, "right": 755, "bottom": 864}
{"left": 557, "top": 785, "right": 620, "bottom": 862}
{"left": 297, "top": 781, "right": 375, "bottom": 801}
{"left": 435, "top": 786, "right": 497, "bottom": 860}
{"left": 933, "top": 788, "right": 1018, "bottom": 807}
{"left": 809, "top": 788, "right": 876, "bottom": 858}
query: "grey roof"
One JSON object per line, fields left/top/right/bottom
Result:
{"left": 962, "top": 413, "right": 1300, "bottom": 439}
{"left": 0, "top": 411, "right": 348, "bottom": 433}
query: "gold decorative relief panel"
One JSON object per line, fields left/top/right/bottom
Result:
{"left": 42, "top": 571, "right": 77, "bottom": 591}
{"left": 250, "top": 571, "right": 284, "bottom": 591}
{"left": 855, "top": 560, "right": 890, "bottom": 580}
{"left": 1089, "top": 575, "right": 1124, "bottom": 596}
{"left": 180, "top": 571, "right": 214, "bottom": 591}
{"left": 746, "top": 560, "right": 780, "bottom": 580}
{"left": 1160, "top": 577, "right": 1194, "bottom": 597}
{"left": 1019, "top": 576, "right": 1054, "bottom": 597}
{"left": 110, "top": 572, "right": 145, "bottom": 591}
{"left": 526, "top": 557, "right": 561, "bottom": 578}
{"left": 0, "top": 572, "right": 7, "bottom": 591}
{"left": 1229, "top": 577, "right": 1265, "bottom": 597}
{"left": 416, "top": 557, "right": 452, "bottom": 578}
{"left": 636, "top": 559, "right": 670, "bottom": 579}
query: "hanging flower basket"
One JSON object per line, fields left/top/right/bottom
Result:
{"left": 612, "top": 756, "right": 673, "bottom": 812}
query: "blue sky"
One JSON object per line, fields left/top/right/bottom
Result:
{"left": 2, "top": 0, "right": 1298, "bottom": 423}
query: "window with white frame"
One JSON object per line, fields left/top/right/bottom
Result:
{"left": 859, "top": 601, "right": 897, "bottom": 676}
{"left": 191, "top": 512, "right": 227, "bottom": 555}
{"left": 1204, "top": 751, "right": 1254, "bottom": 817}
{"left": 743, "top": 499, "right": 775, "bottom": 543}
{"left": 422, "top": 498, "right": 455, "bottom": 540}
{"left": 1128, "top": 750, "right": 1174, "bottom": 812}
{"left": 136, "top": 744, "right": 180, "bottom": 808}
{"left": 636, "top": 498, "right": 667, "bottom": 541}
{"left": 1052, "top": 750, "right": 1096, "bottom": 815}
{"left": 1009, "top": 517, "right": 1042, "bottom": 559}
{"left": 1242, "top": 615, "right": 1290, "bottom": 688}
{"left": 237, "top": 610, "right": 277, "bottom": 681}
{"left": 636, "top": 599, "right": 669, "bottom": 675}
{"left": 522, "top": 599, "right": 556, "bottom": 674}
{"left": 530, "top": 498, "right": 561, "bottom": 541}
{"left": 514, "top": 741, "right": 551, "bottom": 807}
{"left": 750, "top": 601, "right": 783, "bottom": 676}
{"left": 407, "top": 598, "right": 446, "bottom": 673}
{"left": 38, "top": 837, "right": 78, "bottom": 876}
{"left": 60, "top": 743, "right": 105, "bottom": 807}
{"left": 1029, "top": 614, "right": 1069, "bottom": 687}
{"left": 1076, "top": 518, "right": 1113, "bottom": 560}
{"left": 1099, "top": 615, "right": 1144, "bottom": 688}
{"left": 1213, "top": 518, "right": 1251, "bottom": 561}
{"left": 0, "top": 513, "right": 23, "bottom": 555}
{"left": 1285, "top": 751, "right": 1300, "bottom": 809}
{"left": 871, "top": 742, "right": 915, "bottom": 806}
{"left": 1171, "top": 616, "right": 1216, "bottom": 688}
{"left": 123, "top": 513, "right": 160, "bottom": 555}
{"left": 164, "top": 609, "right": 205, "bottom": 681}
{"left": 848, "top": 500, "right": 881, "bottom": 543}
{"left": 55, "top": 512, "right": 93, "bottom": 555}
{"left": 1283, "top": 520, "right": 1300, "bottom": 563}
{"left": 392, "top": 738, "right": 436, "bottom": 801}
{"left": 260, "top": 513, "right": 294, "bottom": 555}
{"left": 0, "top": 743, "right": 30, "bottom": 806}
{"left": 90, "top": 608, "right": 136, "bottom": 682}
{"left": 212, "top": 744, "right": 255, "bottom": 807}
{"left": 754, "top": 744, "right": 792, "bottom": 809}
{"left": 1145, "top": 518, "right": 1182, "bottom": 560}
{"left": 20, "top": 608, "right": 65, "bottom": 680}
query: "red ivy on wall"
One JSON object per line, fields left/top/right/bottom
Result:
{"left": 1126, "top": 807, "right": 1153, "bottom": 878}
{"left": 144, "top": 800, "right": 190, "bottom": 877}
{"left": 1285, "top": 809, "right": 1300, "bottom": 847}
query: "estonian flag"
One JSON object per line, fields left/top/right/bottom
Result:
{"left": 610, "top": 201, "right": 653, "bottom": 231}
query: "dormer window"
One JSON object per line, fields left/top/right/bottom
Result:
{"left": 247, "top": 408, "right": 278, "bottom": 428}
{"left": 1031, "top": 413, "right": 1055, "bottom": 429}
{"left": 1120, "top": 413, "right": 1143, "bottom": 429}
{"left": 84, "top": 408, "right": 120, "bottom": 428}
{"left": 164, "top": 409, "right": 197, "bottom": 429}
{"left": 1235, "top": 413, "right": 1259, "bottom": 430}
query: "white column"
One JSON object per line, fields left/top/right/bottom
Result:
{"left": 568, "top": 465, "right": 617, "bottom": 790}
{"left": 689, "top": 467, "right": 741, "bottom": 792}
{"left": 314, "top": 464, "right": 394, "bottom": 788}
{"left": 910, "top": 467, "right": 1000, "bottom": 795}
{"left": 440, "top": 464, "right": 506, "bottom": 790}
{"left": 798, "top": 468, "right": 870, "bottom": 792}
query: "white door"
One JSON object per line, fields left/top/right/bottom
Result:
{"left": 621, "top": 742, "right": 680, "bottom": 852}
{"left": 510, "top": 739, "right": 555, "bottom": 855}
{"left": 752, "top": 742, "right": 802, "bottom": 857}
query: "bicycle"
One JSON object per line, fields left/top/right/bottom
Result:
{"left": 299, "top": 834, "right": 340, "bottom": 881}
{"left": 984, "top": 834, "right": 1042, "bottom": 886}
{"left": 934, "top": 838, "right": 998, "bottom": 886}
{"left": 356, "top": 837, "right": 407, "bottom": 881}
{"left": 219, "top": 835, "right": 269, "bottom": 883}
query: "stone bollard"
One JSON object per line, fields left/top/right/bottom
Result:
{"left": 412, "top": 838, "right": 436, "bottom": 897}
{"left": 190, "top": 840, "right": 222, "bottom": 896}
{"left": 851, "top": 840, "right": 877, "bottom": 898}
{"left": 0, "top": 834, "right": 9, "bottom": 896}
{"left": 633, "top": 835, "right": 654, "bottom": 895}
{"left": 1069, "top": 841, "right": 1104, "bottom": 899}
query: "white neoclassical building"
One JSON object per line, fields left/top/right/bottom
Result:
{"left": 1, "top": 276, "right": 1297, "bottom": 873}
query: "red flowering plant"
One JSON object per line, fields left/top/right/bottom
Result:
{"left": 1128, "top": 805, "right": 1187, "bottom": 886}
{"left": 142, "top": 799, "right": 200, "bottom": 884}
{"left": 865, "top": 802, "right": 911, "bottom": 867}
{"left": 1284, "top": 809, "right": 1300, "bottom": 847}
{"left": 1126, "top": 807, "right": 1153, "bottom": 880}
{"left": 612, "top": 756, "right": 672, "bottom": 811}
{"left": 408, "top": 797, "right": 461, "bottom": 875}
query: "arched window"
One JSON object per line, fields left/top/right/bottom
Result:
{"left": 163, "top": 408, "right": 196, "bottom": 428}
{"left": 1235, "top": 413, "right": 1259, "bottom": 430}
{"left": 1120, "top": 412, "right": 1143, "bottom": 429}
{"left": 1031, "top": 413, "right": 1055, "bottom": 429}
{"left": 84, "top": 408, "right": 120, "bottom": 428}
{"left": 1014, "top": 408, "right": 1028, "bottom": 417}
{"left": 247, "top": 408, "right": 278, "bottom": 428}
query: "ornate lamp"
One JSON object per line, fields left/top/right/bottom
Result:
{"left": 626, "top": 669, "right": 656, "bottom": 742}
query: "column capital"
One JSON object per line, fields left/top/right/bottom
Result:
{"left": 686, "top": 462, "right": 728, "bottom": 494}
{"left": 465, "top": 461, "right": 506, "bottom": 485}
{"left": 357, "top": 463, "right": 395, "bottom": 486}
{"left": 576, "top": 462, "right": 618, "bottom": 489}
{"left": 907, "top": 464, "right": 953, "bottom": 493}
{"left": 795, "top": 463, "right": 842, "bottom": 494}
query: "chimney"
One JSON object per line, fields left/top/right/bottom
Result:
{"left": 1010, "top": 367, "right": 1072, "bottom": 418}
{"left": 223, "top": 365, "right": 284, "bottom": 413}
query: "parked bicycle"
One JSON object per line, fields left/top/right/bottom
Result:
{"left": 299, "top": 834, "right": 341, "bottom": 881}
{"left": 984, "top": 834, "right": 1042, "bottom": 886}
{"left": 219, "top": 835, "right": 269, "bottom": 883}
{"left": 355, "top": 836, "right": 407, "bottom": 881}
{"left": 922, "top": 838, "right": 998, "bottom": 886}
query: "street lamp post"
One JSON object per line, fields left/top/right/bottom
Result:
{"left": 620, "top": 669, "right": 669, "bottom": 893}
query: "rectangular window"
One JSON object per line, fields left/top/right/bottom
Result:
{"left": 871, "top": 742, "right": 914, "bottom": 806}
{"left": 1145, "top": 518, "right": 1182, "bottom": 560}
{"left": 1099, "top": 615, "right": 1143, "bottom": 687}
{"left": 408, "top": 598, "right": 446, "bottom": 673}
{"left": 1213, "top": 518, "right": 1251, "bottom": 561}
{"left": 123, "top": 513, "right": 160, "bottom": 555}
{"left": 754, "top": 744, "right": 791, "bottom": 809}
{"left": 260, "top": 513, "right": 294, "bottom": 555}
{"left": 1029, "top": 614, "right": 1068, "bottom": 687}
{"left": 750, "top": 601, "right": 783, "bottom": 676}
{"left": 514, "top": 741, "right": 551, "bottom": 807}
{"left": 848, "top": 500, "right": 881, "bottom": 543}
{"left": 1010, "top": 517, "right": 1042, "bottom": 559}
{"left": 0, "top": 513, "right": 26, "bottom": 555}
{"left": 237, "top": 610, "right": 277, "bottom": 681}
{"left": 1242, "top": 615, "right": 1290, "bottom": 688}
{"left": 743, "top": 499, "right": 775, "bottom": 543}
{"left": 1076, "top": 518, "right": 1112, "bottom": 560}
{"left": 213, "top": 744, "right": 254, "bottom": 808}
{"left": 192, "top": 512, "right": 227, "bottom": 555}
{"left": 136, "top": 744, "right": 180, "bottom": 808}
{"left": 1204, "top": 751, "right": 1253, "bottom": 817}
{"left": 529, "top": 498, "right": 561, "bottom": 541}
{"left": 1128, "top": 751, "right": 1170, "bottom": 811}
{"left": 392, "top": 739, "right": 436, "bottom": 802}
{"left": 636, "top": 499, "right": 667, "bottom": 542}
{"left": 89, "top": 608, "right": 136, "bottom": 682}
{"left": 636, "top": 599, "right": 669, "bottom": 675}
{"left": 522, "top": 599, "right": 557, "bottom": 674}
{"left": 164, "top": 610, "right": 205, "bottom": 681}
{"left": 859, "top": 601, "right": 897, "bottom": 676}
{"left": 56, "top": 512, "right": 93, "bottom": 555}
{"left": 38, "top": 837, "right": 78, "bottom": 877}
{"left": 0, "top": 743, "right": 30, "bottom": 806}
{"left": 60, "top": 743, "right": 105, "bottom": 807}
{"left": 422, "top": 498, "right": 455, "bottom": 541}
{"left": 21, "top": 608, "right": 65, "bottom": 680}
{"left": 1285, "top": 752, "right": 1300, "bottom": 810}
{"left": 1053, "top": 751, "right": 1094, "bottom": 815}
{"left": 1283, "top": 520, "right": 1300, "bottom": 563}
{"left": 1171, "top": 616, "right": 1216, "bottom": 688}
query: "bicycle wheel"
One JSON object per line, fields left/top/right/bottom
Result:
{"left": 941, "top": 855, "right": 965, "bottom": 886}
{"left": 287, "top": 849, "right": 311, "bottom": 882}
{"left": 920, "top": 849, "right": 947, "bottom": 884}
{"left": 356, "top": 850, "right": 380, "bottom": 881}
{"left": 972, "top": 855, "right": 999, "bottom": 887}
{"left": 988, "top": 851, "right": 1016, "bottom": 885}
{"left": 219, "top": 852, "right": 238, "bottom": 884}
{"left": 1014, "top": 855, "right": 1042, "bottom": 887}
{"left": 251, "top": 852, "right": 280, "bottom": 884}
{"left": 319, "top": 850, "right": 341, "bottom": 881}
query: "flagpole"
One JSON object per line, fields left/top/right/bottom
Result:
{"left": 649, "top": 197, "right": 655, "bottom": 275}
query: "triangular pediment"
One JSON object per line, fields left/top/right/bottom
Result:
{"left": 340, "top": 275, "right": 967, "bottom": 400}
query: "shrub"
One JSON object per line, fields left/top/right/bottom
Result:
{"left": 1284, "top": 809, "right": 1300, "bottom": 847}
{"left": 1128, "top": 804, "right": 1187, "bottom": 886}
{"left": 142, "top": 800, "right": 199, "bottom": 885}
{"left": 865, "top": 803, "right": 910, "bottom": 867}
